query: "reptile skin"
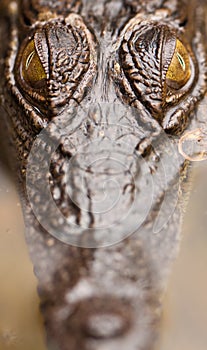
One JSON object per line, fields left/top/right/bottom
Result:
{"left": 0, "top": 1, "right": 207, "bottom": 349}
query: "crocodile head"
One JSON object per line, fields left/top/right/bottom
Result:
{"left": 0, "top": 0, "right": 207, "bottom": 349}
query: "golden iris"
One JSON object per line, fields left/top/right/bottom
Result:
{"left": 166, "top": 39, "right": 191, "bottom": 90}
{"left": 21, "top": 40, "right": 46, "bottom": 89}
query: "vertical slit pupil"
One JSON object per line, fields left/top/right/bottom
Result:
{"left": 25, "top": 50, "right": 36, "bottom": 70}
{"left": 176, "top": 52, "right": 186, "bottom": 71}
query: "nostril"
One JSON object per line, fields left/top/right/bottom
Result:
{"left": 66, "top": 297, "right": 132, "bottom": 339}
{"left": 83, "top": 312, "right": 128, "bottom": 339}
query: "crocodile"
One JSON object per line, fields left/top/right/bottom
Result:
{"left": 0, "top": 0, "right": 207, "bottom": 349}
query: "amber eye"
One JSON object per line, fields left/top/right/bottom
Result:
{"left": 166, "top": 39, "right": 191, "bottom": 90}
{"left": 21, "top": 40, "right": 47, "bottom": 89}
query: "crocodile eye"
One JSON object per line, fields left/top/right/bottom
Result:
{"left": 116, "top": 22, "right": 197, "bottom": 123}
{"left": 14, "top": 16, "right": 97, "bottom": 118}
{"left": 166, "top": 39, "right": 191, "bottom": 90}
{"left": 21, "top": 39, "right": 47, "bottom": 89}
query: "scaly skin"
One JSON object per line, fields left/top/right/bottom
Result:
{"left": 0, "top": 1, "right": 207, "bottom": 349}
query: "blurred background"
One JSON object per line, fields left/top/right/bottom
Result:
{"left": 0, "top": 164, "right": 46, "bottom": 350}
{"left": 0, "top": 160, "right": 207, "bottom": 350}
{"left": 158, "top": 162, "right": 207, "bottom": 350}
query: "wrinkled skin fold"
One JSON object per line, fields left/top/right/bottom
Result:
{"left": 0, "top": 1, "right": 207, "bottom": 349}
